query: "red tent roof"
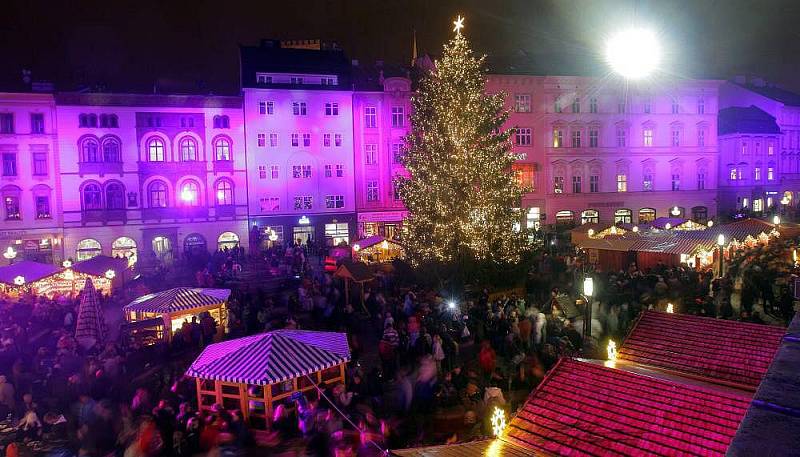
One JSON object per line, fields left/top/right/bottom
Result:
{"left": 619, "top": 311, "right": 785, "bottom": 388}
{"left": 505, "top": 358, "right": 751, "bottom": 457}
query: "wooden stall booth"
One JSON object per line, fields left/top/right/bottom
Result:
{"left": 0, "top": 260, "right": 62, "bottom": 295}
{"left": 123, "top": 287, "right": 230, "bottom": 344}
{"left": 187, "top": 330, "right": 350, "bottom": 428}
{"left": 351, "top": 235, "right": 405, "bottom": 263}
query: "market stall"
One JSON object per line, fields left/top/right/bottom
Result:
{"left": 72, "top": 255, "right": 130, "bottom": 283}
{"left": 0, "top": 260, "right": 62, "bottom": 295}
{"left": 123, "top": 287, "right": 231, "bottom": 344}
{"left": 334, "top": 260, "right": 374, "bottom": 313}
{"left": 186, "top": 330, "right": 350, "bottom": 428}
{"left": 352, "top": 236, "right": 405, "bottom": 263}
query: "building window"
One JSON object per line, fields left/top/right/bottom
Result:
{"left": 590, "top": 175, "right": 599, "bottom": 193}
{"left": 590, "top": 98, "right": 598, "bottom": 113}
{"left": 753, "top": 198, "right": 763, "bottom": 212}
{"left": 258, "top": 165, "right": 267, "bottom": 179}
{"left": 644, "top": 100, "right": 651, "bottom": 114}
{"left": 334, "top": 134, "right": 343, "bottom": 147}
{"left": 697, "top": 172, "right": 706, "bottom": 190}
{"left": 365, "top": 144, "right": 377, "bottom": 165}
{"left": 260, "top": 197, "right": 279, "bottom": 212}
{"left": 392, "top": 143, "right": 404, "bottom": 163}
{"left": 554, "top": 98, "right": 562, "bottom": 113}
{"left": 555, "top": 210, "right": 574, "bottom": 224}
{"left": 291, "top": 133, "right": 299, "bottom": 147}
{"left": 271, "top": 165, "right": 279, "bottom": 179}
{"left": 82, "top": 138, "right": 100, "bottom": 162}
{"left": 671, "top": 174, "right": 680, "bottom": 191}
{"left": 571, "top": 130, "right": 581, "bottom": 148}
{"left": 553, "top": 129, "right": 563, "bottom": 148}
{"left": 616, "top": 174, "right": 627, "bottom": 192}
{"left": 697, "top": 98, "right": 705, "bottom": 114}
{"left": 102, "top": 138, "right": 120, "bottom": 162}
{"left": 176, "top": 137, "right": 196, "bottom": 161}
{"left": 147, "top": 181, "right": 168, "bottom": 208}
{"left": 614, "top": 209, "right": 633, "bottom": 224}
{"left": 581, "top": 209, "right": 599, "bottom": 224}
{"left": 302, "top": 133, "right": 311, "bottom": 147}
{"left": 325, "top": 195, "right": 345, "bottom": 209}
{"left": 214, "top": 138, "right": 231, "bottom": 161}
{"left": 270, "top": 133, "right": 278, "bottom": 147}
{"left": 553, "top": 176, "right": 564, "bottom": 193}
{"left": 768, "top": 163, "right": 775, "bottom": 180}
{"left": 671, "top": 100, "right": 679, "bottom": 114}
{"left": 336, "top": 164, "right": 344, "bottom": 177}
{"left": 32, "top": 152, "right": 47, "bottom": 175}
{"left": 572, "top": 98, "right": 580, "bottom": 113}
{"left": 83, "top": 184, "right": 102, "bottom": 210}
{"left": 692, "top": 206, "right": 708, "bottom": 222}
{"left": 215, "top": 180, "right": 233, "bottom": 206}
{"left": 325, "top": 103, "right": 339, "bottom": 116}
{"left": 768, "top": 141, "right": 774, "bottom": 155}
{"left": 393, "top": 181, "right": 402, "bottom": 200}
{"left": 589, "top": 129, "right": 598, "bottom": 147}
{"left": 294, "top": 196, "right": 312, "bottom": 210}
{"left": 516, "top": 128, "right": 532, "bottom": 146}
{"left": 324, "top": 164, "right": 332, "bottom": 178}
{"left": 392, "top": 107, "right": 405, "bottom": 127}
{"left": 671, "top": 129, "right": 680, "bottom": 147}
{"left": 367, "top": 181, "right": 379, "bottom": 201}
{"left": 571, "top": 175, "right": 582, "bottom": 193}
{"left": 258, "top": 101, "right": 274, "bottom": 115}
{"left": 180, "top": 181, "right": 200, "bottom": 206}
{"left": 79, "top": 114, "right": 88, "bottom": 128}
{"left": 292, "top": 165, "right": 311, "bottom": 178}
{"left": 100, "top": 114, "right": 119, "bottom": 128}
{"left": 292, "top": 102, "right": 307, "bottom": 116}
{"left": 643, "top": 174, "right": 653, "bottom": 191}
{"left": 213, "top": 115, "right": 230, "bottom": 128}
{"left": 257, "top": 133, "right": 266, "bottom": 147}
{"left": 147, "top": 138, "right": 165, "bottom": 162}
{"left": 754, "top": 167, "right": 761, "bottom": 181}
{"left": 2, "top": 153, "right": 16, "bottom": 176}
{"left": 698, "top": 129, "right": 705, "bottom": 147}
{"left": 741, "top": 141, "right": 747, "bottom": 155}
{"left": 365, "top": 107, "right": 377, "bottom": 128}
{"left": 639, "top": 208, "right": 656, "bottom": 223}
{"left": 515, "top": 94, "right": 531, "bottom": 113}
{"left": 35, "top": 196, "right": 50, "bottom": 219}
{"left": 4, "top": 196, "right": 19, "bottom": 220}
{"left": 290, "top": 77, "right": 304, "bottom": 85}
{"left": 643, "top": 129, "right": 653, "bottom": 147}
{"left": 321, "top": 77, "right": 336, "bottom": 85}
{"left": 256, "top": 75, "right": 272, "bottom": 84}
{"left": 323, "top": 133, "right": 331, "bottom": 147}
{"left": 616, "top": 128, "right": 626, "bottom": 147}
{"left": 0, "top": 113, "right": 14, "bottom": 134}
{"left": 30, "top": 113, "right": 44, "bottom": 134}
{"left": 105, "top": 183, "right": 124, "bottom": 209}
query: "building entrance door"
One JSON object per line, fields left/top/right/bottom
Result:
{"left": 292, "top": 226, "right": 314, "bottom": 245}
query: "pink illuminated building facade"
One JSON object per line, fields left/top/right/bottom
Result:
{"left": 54, "top": 93, "right": 249, "bottom": 267}
{"left": 0, "top": 92, "right": 63, "bottom": 263}
{"left": 485, "top": 75, "right": 722, "bottom": 227}
{"left": 241, "top": 40, "right": 357, "bottom": 248}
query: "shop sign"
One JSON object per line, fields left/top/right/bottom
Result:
{"left": 298, "top": 216, "right": 311, "bottom": 225}
{"left": 357, "top": 211, "right": 408, "bottom": 222}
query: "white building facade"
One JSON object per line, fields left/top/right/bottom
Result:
{"left": 55, "top": 93, "right": 249, "bottom": 267}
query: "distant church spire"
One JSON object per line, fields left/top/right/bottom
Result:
{"left": 411, "top": 29, "right": 418, "bottom": 67}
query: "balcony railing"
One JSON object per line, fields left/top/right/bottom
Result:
{"left": 82, "top": 209, "right": 127, "bottom": 224}
{"left": 137, "top": 161, "right": 208, "bottom": 177}
{"left": 141, "top": 206, "right": 208, "bottom": 220}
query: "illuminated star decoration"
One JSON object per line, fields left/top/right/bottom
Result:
{"left": 453, "top": 15, "right": 465, "bottom": 34}
{"left": 490, "top": 406, "right": 507, "bottom": 437}
{"left": 607, "top": 340, "right": 618, "bottom": 361}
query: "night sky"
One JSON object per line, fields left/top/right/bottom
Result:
{"left": 3, "top": 0, "right": 800, "bottom": 94}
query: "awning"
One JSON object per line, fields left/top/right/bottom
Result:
{"left": 123, "top": 287, "right": 231, "bottom": 314}
{"left": 186, "top": 330, "right": 350, "bottom": 385}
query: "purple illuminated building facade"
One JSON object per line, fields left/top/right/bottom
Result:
{"left": 719, "top": 78, "right": 800, "bottom": 216}
{"left": 54, "top": 93, "right": 249, "bottom": 267}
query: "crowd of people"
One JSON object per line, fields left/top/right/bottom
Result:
{"left": 0, "top": 233, "right": 795, "bottom": 456}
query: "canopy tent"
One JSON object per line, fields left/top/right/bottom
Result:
{"left": 123, "top": 287, "right": 231, "bottom": 343}
{"left": 74, "top": 278, "right": 106, "bottom": 349}
{"left": 335, "top": 260, "right": 374, "bottom": 313}
{"left": 352, "top": 235, "right": 405, "bottom": 263}
{"left": 0, "top": 260, "right": 61, "bottom": 286}
{"left": 73, "top": 255, "right": 129, "bottom": 278}
{"left": 187, "top": 330, "right": 350, "bottom": 428}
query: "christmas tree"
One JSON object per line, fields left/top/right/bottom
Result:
{"left": 397, "top": 16, "right": 528, "bottom": 268}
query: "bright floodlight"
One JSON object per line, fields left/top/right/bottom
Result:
{"left": 583, "top": 277, "right": 594, "bottom": 297}
{"left": 605, "top": 28, "right": 661, "bottom": 79}
{"left": 448, "top": 300, "right": 457, "bottom": 310}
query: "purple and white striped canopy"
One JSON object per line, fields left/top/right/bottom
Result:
{"left": 186, "top": 330, "right": 350, "bottom": 385}
{"left": 123, "top": 287, "right": 231, "bottom": 314}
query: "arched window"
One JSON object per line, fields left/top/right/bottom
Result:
{"left": 213, "top": 115, "right": 230, "bottom": 129}
{"left": 179, "top": 180, "right": 200, "bottom": 206}
{"left": 218, "top": 232, "right": 240, "bottom": 249}
{"left": 81, "top": 138, "right": 100, "bottom": 162}
{"left": 555, "top": 210, "right": 574, "bottom": 224}
{"left": 147, "top": 138, "right": 165, "bottom": 162}
{"left": 102, "top": 138, "right": 121, "bottom": 162}
{"left": 581, "top": 209, "right": 599, "bottom": 224}
{"left": 105, "top": 183, "right": 125, "bottom": 209}
{"left": 213, "top": 116, "right": 220, "bottom": 128}
{"left": 214, "top": 138, "right": 231, "bottom": 161}
{"left": 83, "top": 183, "right": 102, "bottom": 210}
{"left": 614, "top": 208, "right": 633, "bottom": 224}
{"left": 179, "top": 137, "right": 197, "bottom": 161}
{"left": 79, "top": 114, "right": 88, "bottom": 128}
{"left": 215, "top": 180, "right": 233, "bottom": 206}
{"left": 691, "top": 206, "right": 708, "bottom": 223}
{"left": 148, "top": 180, "right": 168, "bottom": 208}
{"left": 112, "top": 236, "right": 137, "bottom": 266}
{"left": 638, "top": 208, "right": 656, "bottom": 223}
{"left": 99, "top": 114, "right": 108, "bottom": 128}
{"left": 88, "top": 114, "right": 98, "bottom": 128}
{"left": 108, "top": 114, "right": 118, "bottom": 128}
{"left": 76, "top": 239, "right": 102, "bottom": 261}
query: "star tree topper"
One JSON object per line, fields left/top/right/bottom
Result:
{"left": 453, "top": 15, "right": 465, "bottom": 34}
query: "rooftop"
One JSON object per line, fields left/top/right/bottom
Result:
{"left": 54, "top": 92, "right": 242, "bottom": 108}
{"left": 734, "top": 82, "right": 800, "bottom": 107}
{"left": 239, "top": 40, "right": 352, "bottom": 90}
{"left": 718, "top": 106, "right": 782, "bottom": 136}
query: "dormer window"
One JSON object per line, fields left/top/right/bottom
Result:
{"left": 256, "top": 74, "right": 272, "bottom": 84}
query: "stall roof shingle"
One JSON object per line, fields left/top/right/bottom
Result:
{"left": 619, "top": 311, "right": 785, "bottom": 389}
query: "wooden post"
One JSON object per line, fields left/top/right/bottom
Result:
{"left": 238, "top": 384, "right": 248, "bottom": 420}
{"left": 265, "top": 383, "right": 273, "bottom": 426}
{"left": 195, "top": 378, "right": 203, "bottom": 412}
{"left": 163, "top": 313, "right": 172, "bottom": 343}
{"left": 339, "top": 363, "right": 346, "bottom": 385}
{"left": 215, "top": 380, "right": 223, "bottom": 407}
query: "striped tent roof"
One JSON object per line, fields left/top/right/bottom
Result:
{"left": 186, "top": 330, "right": 350, "bottom": 385}
{"left": 123, "top": 287, "right": 231, "bottom": 314}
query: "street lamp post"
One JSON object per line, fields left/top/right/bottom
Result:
{"left": 582, "top": 277, "right": 594, "bottom": 339}
{"left": 717, "top": 234, "right": 726, "bottom": 278}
